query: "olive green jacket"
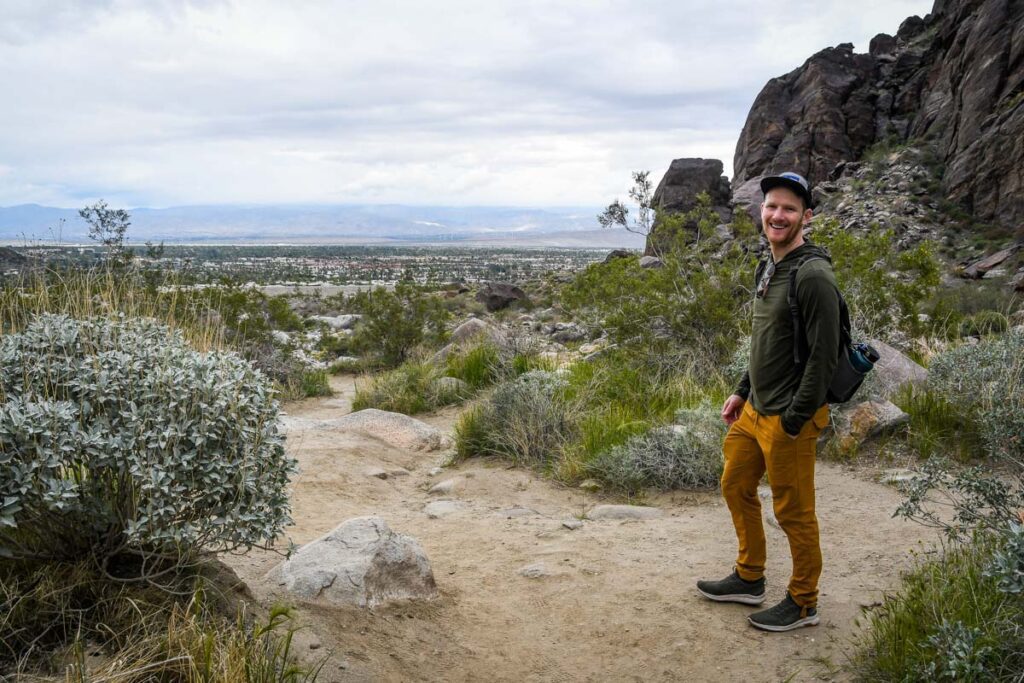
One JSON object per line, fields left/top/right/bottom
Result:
{"left": 736, "top": 243, "right": 841, "bottom": 436}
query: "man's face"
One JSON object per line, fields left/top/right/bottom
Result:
{"left": 761, "top": 187, "right": 812, "bottom": 251}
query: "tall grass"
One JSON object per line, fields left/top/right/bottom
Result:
{"left": 0, "top": 267, "right": 223, "bottom": 351}
{"left": 892, "top": 384, "right": 984, "bottom": 461}
{"left": 849, "top": 536, "right": 1024, "bottom": 681}
{"left": 0, "top": 560, "right": 321, "bottom": 681}
{"left": 352, "top": 360, "right": 465, "bottom": 414}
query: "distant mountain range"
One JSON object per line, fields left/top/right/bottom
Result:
{"left": 0, "top": 203, "right": 643, "bottom": 247}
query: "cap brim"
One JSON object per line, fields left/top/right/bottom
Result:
{"left": 760, "top": 177, "right": 813, "bottom": 208}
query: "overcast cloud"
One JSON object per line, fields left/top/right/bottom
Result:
{"left": 0, "top": 0, "right": 933, "bottom": 208}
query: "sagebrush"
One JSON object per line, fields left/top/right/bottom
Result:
{"left": 0, "top": 314, "right": 294, "bottom": 569}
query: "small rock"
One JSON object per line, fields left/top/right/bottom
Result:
{"left": 428, "top": 478, "right": 459, "bottom": 495}
{"left": 519, "top": 562, "right": 552, "bottom": 578}
{"left": 562, "top": 519, "right": 584, "bottom": 530}
{"left": 499, "top": 507, "right": 537, "bottom": 518}
{"left": 433, "top": 375, "right": 469, "bottom": 397}
{"left": 428, "top": 467, "right": 444, "bottom": 476}
{"left": 588, "top": 505, "right": 663, "bottom": 520}
{"left": 388, "top": 468, "right": 411, "bottom": 478}
{"left": 424, "top": 500, "right": 464, "bottom": 519}
{"left": 880, "top": 468, "right": 923, "bottom": 485}
{"left": 578, "top": 479, "right": 602, "bottom": 492}
{"left": 365, "top": 467, "right": 389, "bottom": 480}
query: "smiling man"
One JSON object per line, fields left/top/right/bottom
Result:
{"left": 696, "top": 172, "right": 840, "bottom": 632}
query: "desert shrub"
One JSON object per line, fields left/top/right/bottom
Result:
{"left": 892, "top": 384, "right": 985, "bottom": 461}
{"left": 928, "top": 330, "right": 1024, "bottom": 461}
{"left": 352, "top": 360, "right": 467, "bottom": 415}
{"left": 453, "top": 370, "right": 573, "bottom": 467}
{"left": 0, "top": 313, "right": 294, "bottom": 568}
{"left": 958, "top": 309, "right": 1009, "bottom": 338}
{"left": 924, "top": 281, "right": 1021, "bottom": 339}
{"left": 293, "top": 369, "right": 333, "bottom": 398}
{"left": 563, "top": 199, "right": 754, "bottom": 378}
{"left": 558, "top": 350, "right": 686, "bottom": 464}
{"left": 812, "top": 217, "right": 940, "bottom": 342}
{"left": 584, "top": 407, "right": 724, "bottom": 494}
{"left": 445, "top": 336, "right": 552, "bottom": 390}
{"left": 446, "top": 342, "right": 502, "bottom": 389}
{"left": 849, "top": 534, "right": 1024, "bottom": 681}
{"left": 860, "top": 421, "right": 1024, "bottom": 679}
{"left": 348, "top": 283, "right": 449, "bottom": 367}
{"left": 266, "top": 295, "right": 304, "bottom": 332}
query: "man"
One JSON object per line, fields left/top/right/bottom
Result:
{"left": 696, "top": 172, "right": 840, "bottom": 632}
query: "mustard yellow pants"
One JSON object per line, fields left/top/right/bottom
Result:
{"left": 721, "top": 401, "right": 830, "bottom": 608}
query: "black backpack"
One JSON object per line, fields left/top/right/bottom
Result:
{"left": 758, "top": 253, "right": 878, "bottom": 403}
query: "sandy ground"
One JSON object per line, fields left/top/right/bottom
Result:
{"left": 222, "top": 375, "right": 938, "bottom": 683}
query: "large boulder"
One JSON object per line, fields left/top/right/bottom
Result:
{"left": 732, "top": 0, "right": 1024, "bottom": 231}
{"left": 269, "top": 517, "right": 437, "bottom": 607}
{"left": 833, "top": 399, "right": 909, "bottom": 452}
{"left": 865, "top": 338, "right": 928, "bottom": 399}
{"left": 450, "top": 317, "right": 491, "bottom": 344}
{"left": 647, "top": 158, "right": 732, "bottom": 256}
{"left": 475, "top": 282, "right": 529, "bottom": 312}
{"left": 282, "top": 409, "right": 451, "bottom": 451}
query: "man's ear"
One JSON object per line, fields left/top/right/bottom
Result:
{"left": 802, "top": 208, "right": 813, "bottom": 226}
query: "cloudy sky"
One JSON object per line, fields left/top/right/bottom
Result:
{"left": 1, "top": 0, "right": 933, "bottom": 209}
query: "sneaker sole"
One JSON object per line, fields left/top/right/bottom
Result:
{"left": 747, "top": 614, "right": 820, "bottom": 632}
{"left": 696, "top": 587, "right": 766, "bottom": 605}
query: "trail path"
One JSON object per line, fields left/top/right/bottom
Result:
{"left": 224, "top": 375, "right": 936, "bottom": 682}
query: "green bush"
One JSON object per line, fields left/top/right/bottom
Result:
{"left": 958, "top": 310, "right": 1009, "bottom": 338}
{"left": 891, "top": 383, "right": 984, "bottom": 461}
{"left": 849, "top": 535, "right": 1024, "bottom": 681}
{"left": 352, "top": 361, "right": 467, "bottom": 415}
{"left": 812, "top": 218, "right": 940, "bottom": 342}
{"left": 928, "top": 330, "right": 1024, "bottom": 461}
{"left": 563, "top": 200, "right": 754, "bottom": 378}
{"left": 584, "top": 408, "right": 724, "bottom": 494}
{"left": 446, "top": 342, "right": 502, "bottom": 389}
{"left": 453, "top": 370, "right": 573, "bottom": 468}
{"left": 0, "top": 314, "right": 294, "bottom": 567}
{"left": 294, "top": 369, "right": 333, "bottom": 398}
{"left": 348, "top": 283, "right": 449, "bottom": 367}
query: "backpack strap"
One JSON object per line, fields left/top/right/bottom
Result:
{"left": 788, "top": 255, "right": 851, "bottom": 367}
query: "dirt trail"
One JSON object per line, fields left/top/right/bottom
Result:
{"left": 223, "top": 375, "right": 936, "bottom": 682}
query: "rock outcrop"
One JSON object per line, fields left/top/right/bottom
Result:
{"left": 647, "top": 158, "right": 732, "bottom": 255}
{"left": 282, "top": 410, "right": 451, "bottom": 451}
{"left": 733, "top": 0, "right": 1024, "bottom": 230}
{"left": 476, "top": 282, "right": 529, "bottom": 312}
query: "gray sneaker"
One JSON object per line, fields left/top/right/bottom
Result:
{"left": 748, "top": 592, "right": 819, "bottom": 632}
{"left": 696, "top": 570, "right": 766, "bottom": 605}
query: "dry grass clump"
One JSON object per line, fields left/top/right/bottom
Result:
{"left": 0, "top": 560, "right": 321, "bottom": 681}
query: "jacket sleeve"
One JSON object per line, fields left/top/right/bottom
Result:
{"left": 735, "top": 370, "right": 751, "bottom": 400}
{"left": 780, "top": 264, "right": 840, "bottom": 436}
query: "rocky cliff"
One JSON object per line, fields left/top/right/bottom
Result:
{"left": 732, "top": 0, "right": 1024, "bottom": 230}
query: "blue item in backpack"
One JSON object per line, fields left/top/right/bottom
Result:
{"left": 849, "top": 343, "right": 877, "bottom": 373}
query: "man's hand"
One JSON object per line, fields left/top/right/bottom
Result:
{"left": 721, "top": 394, "right": 745, "bottom": 426}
